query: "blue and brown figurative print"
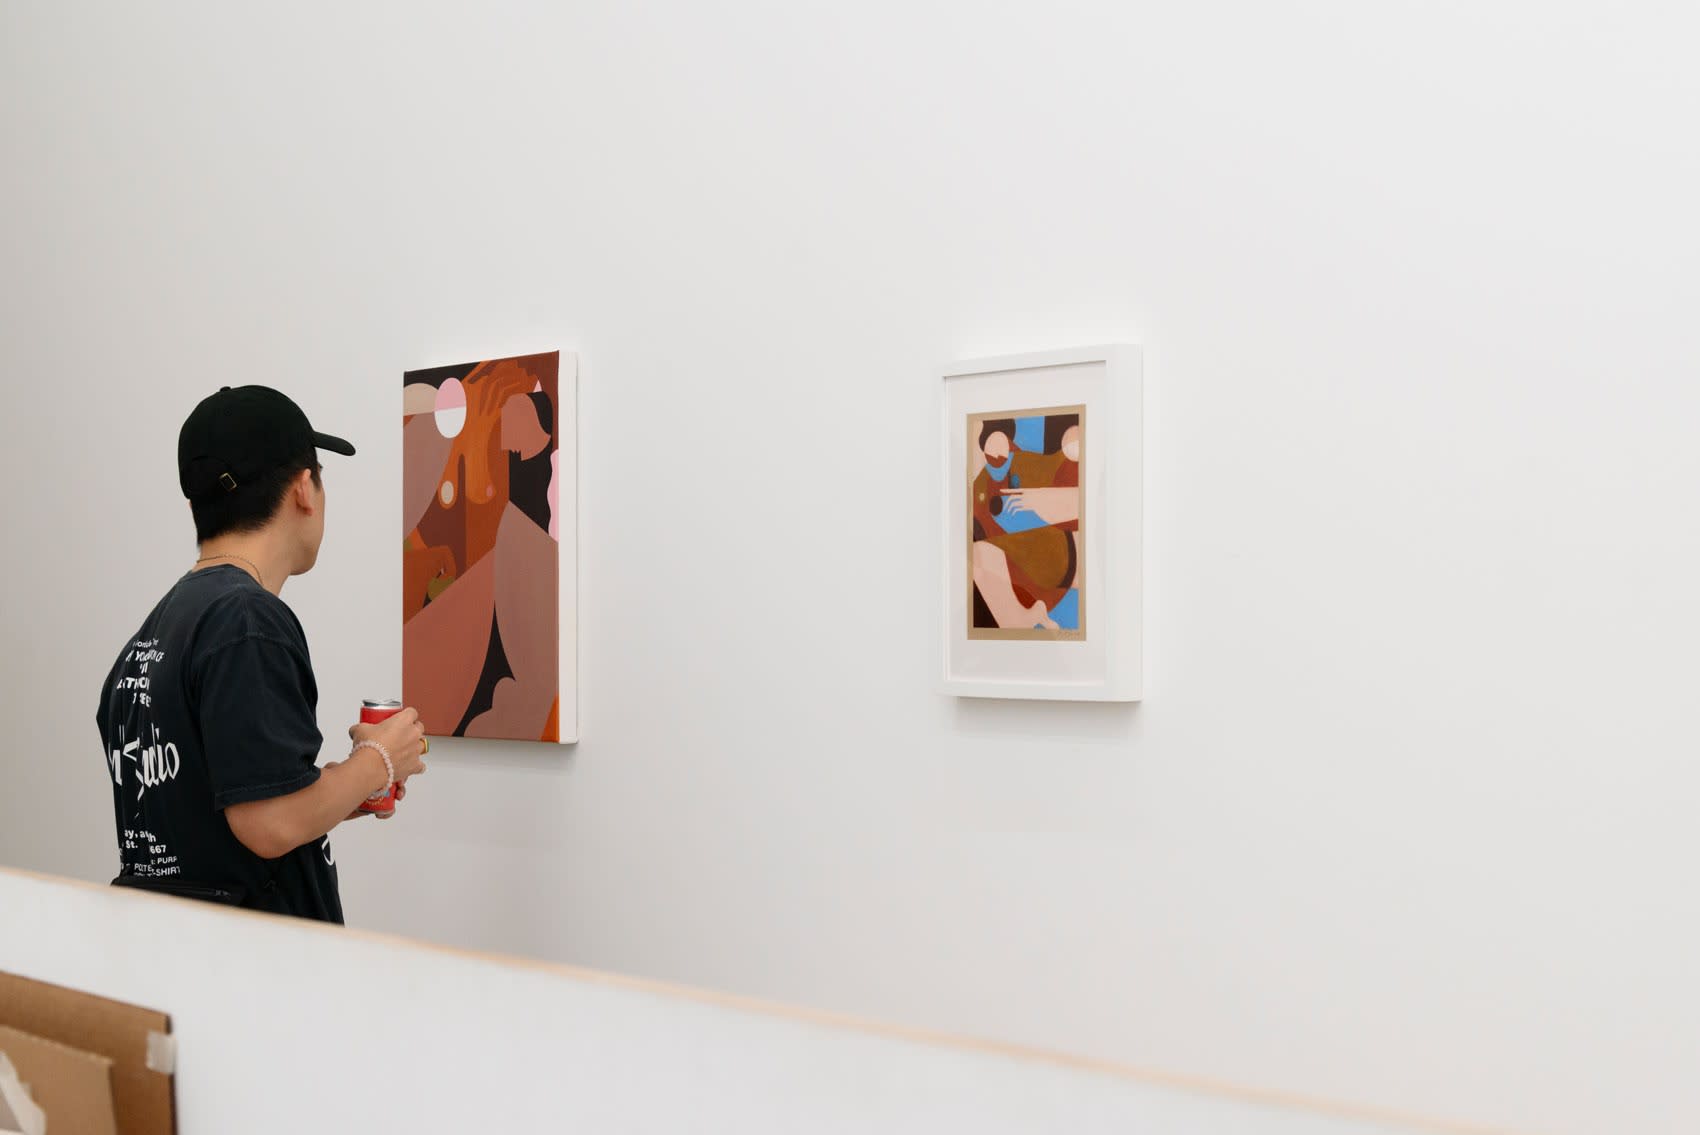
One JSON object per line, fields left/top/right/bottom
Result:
{"left": 967, "top": 405, "right": 1086, "bottom": 641}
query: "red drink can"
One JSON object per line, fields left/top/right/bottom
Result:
{"left": 358, "top": 699, "right": 403, "bottom": 817}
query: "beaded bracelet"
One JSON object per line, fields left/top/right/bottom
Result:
{"left": 352, "top": 739, "right": 395, "bottom": 800}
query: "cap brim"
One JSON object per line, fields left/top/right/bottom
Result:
{"left": 313, "top": 431, "right": 356, "bottom": 457}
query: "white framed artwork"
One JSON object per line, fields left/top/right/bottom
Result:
{"left": 941, "top": 345, "right": 1142, "bottom": 701}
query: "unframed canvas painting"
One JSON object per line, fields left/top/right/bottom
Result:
{"left": 967, "top": 405, "right": 1086, "bottom": 640}
{"left": 403, "top": 351, "right": 563, "bottom": 741}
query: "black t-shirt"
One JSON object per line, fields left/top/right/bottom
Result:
{"left": 96, "top": 565, "right": 343, "bottom": 923}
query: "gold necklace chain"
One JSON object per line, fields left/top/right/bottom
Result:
{"left": 195, "top": 552, "right": 264, "bottom": 589}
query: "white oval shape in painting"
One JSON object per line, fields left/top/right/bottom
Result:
{"left": 435, "top": 377, "right": 467, "bottom": 439}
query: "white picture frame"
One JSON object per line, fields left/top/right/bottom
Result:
{"left": 557, "top": 353, "right": 580, "bottom": 743}
{"left": 941, "top": 345, "right": 1143, "bottom": 701}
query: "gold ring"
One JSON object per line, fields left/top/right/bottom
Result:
{"left": 421, "top": 737, "right": 430, "bottom": 755}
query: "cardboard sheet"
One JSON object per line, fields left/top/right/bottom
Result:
{"left": 0, "top": 1026, "right": 116, "bottom": 1135}
{"left": 0, "top": 1051, "right": 46, "bottom": 1135}
{"left": 0, "top": 973, "right": 172, "bottom": 1135}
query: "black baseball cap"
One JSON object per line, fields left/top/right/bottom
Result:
{"left": 178, "top": 385, "right": 356, "bottom": 502}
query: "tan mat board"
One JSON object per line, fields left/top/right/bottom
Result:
{"left": 0, "top": 973, "right": 173, "bottom": 1135}
{"left": 0, "top": 1025, "right": 117, "bottom": 1135}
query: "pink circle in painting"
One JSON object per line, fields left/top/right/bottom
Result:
{"left": 435, "top": 378, "right": 467, "bottom": 439}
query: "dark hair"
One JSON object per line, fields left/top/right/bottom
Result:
{"left": 978, "top": 419, "right": 1017, "bottom": 452}
{"left": 191, "top": 451, "right": 322, "bottom": 544}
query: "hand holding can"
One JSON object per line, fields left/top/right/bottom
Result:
{"left": 353, "top": 700, "right": 428, "bottom": 818}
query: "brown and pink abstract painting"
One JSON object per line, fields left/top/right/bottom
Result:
{"left": 403, "top": 351, "right": 565, "bottom": 742}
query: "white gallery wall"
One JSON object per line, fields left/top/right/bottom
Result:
{"left": 2, "top": 3, "right": 1696, "bottom": 1134}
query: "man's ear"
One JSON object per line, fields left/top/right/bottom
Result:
{"left": 293, "top": 467, "right": 318, "bottom": 516}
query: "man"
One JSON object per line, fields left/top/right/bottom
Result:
{"left": 97, "top": 385, "right": 427, "bottom": 922}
